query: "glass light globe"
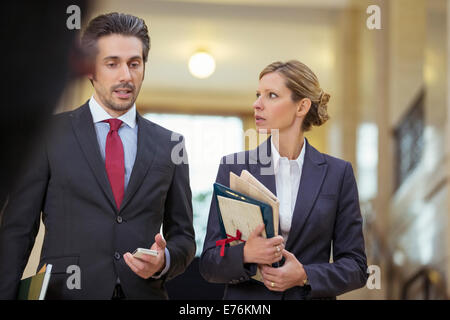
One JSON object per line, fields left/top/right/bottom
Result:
{"left": 188, "top": 52, "right": 216, "bottom": 79}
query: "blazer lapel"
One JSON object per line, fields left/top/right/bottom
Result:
{"left": 119, "top": 112, "right": 156, "bottom": 213}
{"left": 285, "top": 139, "right": 328, "bottom": 251}
{"left": 248, "top": 136, "right": 277, "bottom": 196}
{"left": 70, "top": 102, "right": 117, "bottom": 211}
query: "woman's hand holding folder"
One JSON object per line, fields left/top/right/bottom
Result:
{"left": 243, "top": 224, "right": 285, "bottom": 265}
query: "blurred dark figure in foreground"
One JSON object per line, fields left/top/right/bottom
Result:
{"left": 0, "top": 1, "right": 90, "bottom": 211}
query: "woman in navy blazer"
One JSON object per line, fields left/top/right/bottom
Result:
{"left": 199, "top": 60, "right": 368, "bottom": 299}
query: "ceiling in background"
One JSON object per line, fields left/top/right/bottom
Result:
{"left": 135, "top": 0, "right": 351, "bottom": 9}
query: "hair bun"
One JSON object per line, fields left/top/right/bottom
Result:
{"left": 317, "top": 91, "right": 330, "bottom": 125}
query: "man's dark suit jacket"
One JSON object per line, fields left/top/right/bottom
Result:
{"left": 199, "top": 137, "right": 368, "bottom": 299}
{"left": 0, "top": 102, "right": 196, "bottom": 299}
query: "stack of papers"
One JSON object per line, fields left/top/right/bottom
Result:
{"left": 213, "top": 170, "right": 280, "bottom": 282}
{"left": 230, "top": 170, "right": 279, "bottom": 237}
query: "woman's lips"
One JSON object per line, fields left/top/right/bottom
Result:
{"left": 255, "top": 115, "right": 266, "bottom": 124}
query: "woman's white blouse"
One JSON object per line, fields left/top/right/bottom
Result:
{"left": 270, "top": 138, "right": 306, "bottom": 241}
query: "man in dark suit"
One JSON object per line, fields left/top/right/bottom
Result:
{"left": 200, "top": 136, "right": 368, "bottom": 299}
{"left": 0, "top": 12, "right": 195, "bottom": 299}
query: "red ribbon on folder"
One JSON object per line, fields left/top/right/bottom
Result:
{"left": 215, "top": 230, "right": 246, "bottom": 257}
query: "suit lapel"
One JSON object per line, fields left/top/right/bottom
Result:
{"left": 247, "top": 136, "right": 280, "bottom": 236}
{"left": 285, "top": 139, "right": 328, "bottom": 251}
{"left": 119, "top": 113, "right": 156, "bottom": 213}
{"left": 248, "top": 136, "right": 277, "bottom": 196}
{"left": 70, "top": 103, "right": 117, "bottom": 211}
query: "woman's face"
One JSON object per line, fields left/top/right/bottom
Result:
{"left": 253, "top": 72, "right": 301, "bottom": 134}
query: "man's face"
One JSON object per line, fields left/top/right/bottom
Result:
{"left": 89, "top": 34, "right": 145, "bottom": 115}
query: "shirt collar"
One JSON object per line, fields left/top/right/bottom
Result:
{"left": 89, "top": 95, "right": 137, "bottom": 128}
{"left": 271, "top": 137, "right": 306, "bottom": 173}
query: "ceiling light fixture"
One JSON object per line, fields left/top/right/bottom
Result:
{"left": 188, "top": 51, "right": 216, "bottom": 79}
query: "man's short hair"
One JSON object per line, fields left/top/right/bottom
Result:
{"left": 81, "top": 12, "right": 150, "bottom": 62}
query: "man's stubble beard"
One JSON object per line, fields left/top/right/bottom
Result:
{"left": 92, "top": 74, "right": 143, "bottom": 114}
{"left": 104, "top": 95, "right": 136, "bottom": 112}
{"left": 97, "top": 84, "right": 141, "bottom": 114}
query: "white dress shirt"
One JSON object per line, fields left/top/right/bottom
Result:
{"left": 89, "top": 96, "right": 138, "bottom": 190}
{"left": 271, "top": 138, "right": 306, "bottom": 241}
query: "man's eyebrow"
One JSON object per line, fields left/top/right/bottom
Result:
{"left": 102, "top": 55, "right": 143, "bottom": 61}
{"left": 102, "top": 56, "right": 119, "bottom": 61}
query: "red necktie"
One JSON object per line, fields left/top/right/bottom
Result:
{"left": 104, "top": 119, "right": 125, "bottom": 209}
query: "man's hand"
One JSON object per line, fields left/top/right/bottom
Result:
{"left": 243, "top": 224, "right": 284, "bottom": 265}
{"left": 260, "top": 249, "right": 307, "bottom": 292}
{"left": 123, "top": 233, "right": 167, "bottom": 279}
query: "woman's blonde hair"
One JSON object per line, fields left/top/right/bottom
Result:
{"left": 259, "top": 60, "right": 330, "bottom": 132}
